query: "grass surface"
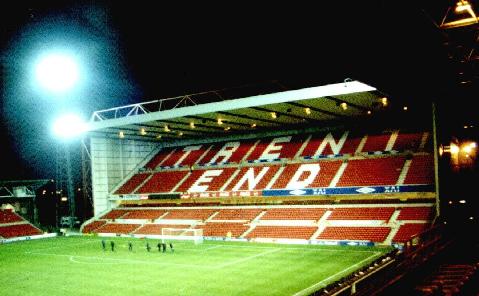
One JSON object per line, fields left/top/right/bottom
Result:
{"left": 0, "top": 236, "right": 391, "bottom": 296}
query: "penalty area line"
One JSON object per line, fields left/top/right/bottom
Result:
{"left": 214, "top": 247, "right": 282, "bottom": 269}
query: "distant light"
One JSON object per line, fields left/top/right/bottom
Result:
{"left": 77, "top": 188, "right": 81, "bottom": 191}
{"left": 403, "top": 106, "right": 408, "bottom": 111}
{"left": 156, "top": 135, "right": 162, "bottom": 139}
{"left": 140, "top": 128, "right": 147, "bottom": 135}
{"left": 439, "top": 146, "right": 444, "bottom": 156}
{"left": 464, "top": 125, "right": 468, "bottom": 129}
{"left": 190, "top": 122, "right": 195, "bottom": 129}
{"left": 462, "top": 142, "right": 476, "bottom": 153}
{"left": 270, "top": 112, "right": 277, "bottom": 119}
{"left": 381, "top": 97, "right": 388, "bottom": 107}
{"left": 443, "top": 221, "right": 447, "bottom": 224}
{"left": 61, "top": 197, "right": 68, "bottom": 202}
{"left": 367, "top": 110, "right": 372, "bottom": 115}
{"left": 52, "top": 114, "right": 87, "bottom": 139}
{"left": 178, "top": 132, "right": 183, "bottom": 136}
{"left": 217, "top": 118, "right": 223, "bottom": 125}
{"left": 164, "top": 125, "right": 170, "bottom": 132}
{"left": 459, "top": 200, "right": 466, "bottom": 204}
{"left": 304, "top": 107, "right": 311, "bottom": 115}
{"left": 455, "top": 0, "right": 473, "bottom": 14}
{"left": 35, "top": 54, "right": 79, "bottom": 93}
{"left": 119, "top": 131, "right": 124, "bottom": 138}
{"left": 448, "top": 200, "right": 453, "bottom": 204}
{"left": 340, "top": 102, "right": 348, "bottom": 110}
{"left": 251, "top": 123, "right": 257, "bottom": 128}
{"left": 224, "top": 126, "right": 231, "bottom": 131}
{"left": 470, "top": 216, "right": 474, "bottom": 220}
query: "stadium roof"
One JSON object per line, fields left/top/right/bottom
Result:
{"left": 86, "top": 80, "right": 389, "bottom": 142}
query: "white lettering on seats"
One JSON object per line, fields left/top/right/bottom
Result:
{"left": 232, "top": 167, "right": 270, "bottom": 191}
{"left": 188, "top": 170, "right": 223, "bottom": 192}
{"left": 175, "top": 145, "right": 202, "bottom": 166}
{"left": 313, "top": 131, "right": 349, "bottom": 157}
{"left": 260, "top": 136, "right": 292, "bottom": 160}
{"left": 286, "top": 163, "right": 320, "bottom": 189}
{"left": 209, "top": 142, "right": 240, "bottom": 163}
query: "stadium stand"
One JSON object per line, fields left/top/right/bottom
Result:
{"left": 0, "top": 209, "right": 42, "bottom": 239}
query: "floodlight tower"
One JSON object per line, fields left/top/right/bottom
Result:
{"left": 35, "top": 53, "right": 83, "bottom": 230}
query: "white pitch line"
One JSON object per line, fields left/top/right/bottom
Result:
{"left": 292, "top": 252, "right": 382, "bottom": 296}
{"left": 202, "top": 245, "right": 224, "bottom": 251}
{"left": 215, "top": 247, "right": 282, "bottom": 269}
{"left": 69, "top": 256, "right": 121, "bottom": 265}
{"left": 201, "top": 243, "right": 379, "bottom": 254}
{"left": 29, "top": 252, "right": 215, "bottom": 268}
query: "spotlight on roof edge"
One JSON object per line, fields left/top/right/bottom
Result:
{"left": 441, "top": 0, "right": 479, "bottom": 29}
{"left": 52, "top": 114, "right": 87, "bottom": 139}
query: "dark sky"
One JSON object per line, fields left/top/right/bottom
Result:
{"left": 1, "top": 1, "right": 478, "bottom": 180}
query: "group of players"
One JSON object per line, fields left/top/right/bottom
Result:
{"left": 101, "top": 239, "right": 174, "bottom": 253}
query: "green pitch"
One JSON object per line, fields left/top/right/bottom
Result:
{"left": 0, "top": 236, "right": 391, "bottom": 296}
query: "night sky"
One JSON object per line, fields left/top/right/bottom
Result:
{"left": 1, "top": 1, "right": 478, "bottom": 181}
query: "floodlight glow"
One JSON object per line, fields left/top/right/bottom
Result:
{"left": 52, "top": 114, "right": 87, "bottom": 139}
{"left": 36, "top": 54, "right": 79, "bottom": 93}
{"left": 450, "top": 143, "right": 460, "bottom": 154}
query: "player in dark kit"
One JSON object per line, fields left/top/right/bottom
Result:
{"left": 146, "top": 242, "right": 151, "bottom": 252}
{"left": 110, "top": 240, "right": 115, "bottom": 251}
{"left": 128, "top": 241, "right": 133, "bottom": 251}
{"left": 157, "top": 242, "right": 162, "bottom": 252}
{"left": 101, "top": 239, "right": 106, "bottom": 251}
{"left": 162, "top": 242, "right": 166, "bottom": 253}
{"left": 169, "top": 242, "right": 174, "bottom": 252}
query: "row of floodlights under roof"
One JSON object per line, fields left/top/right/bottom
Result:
{"left": 117, "top": 97, "right": 403, "bottom": 139}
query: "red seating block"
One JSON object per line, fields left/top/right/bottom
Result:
{"left": 82, "top": 220, "right": 106, "bottom": 233}
{"left": 0, "top": 224, "right": 42, "bottom": 238}
{"left": 162, "top": 209, "right": 216, "bottom": 220}
{"left": 115, "top": 173, "right": 150, "bottom": 194}
{"left": 397, "top": 207, "right": 434, "bottom": 220}
{"left": 318, "top": 226, "right": 390, "bottom": 242}
{"left": 393, "top": 223, "right": 430, "bottom": 242}
{"left": 93, "top": 223, "right": 140, "bottom": 234}
{"left": 0, "top": 209, "right": 24, "bottom": 223}
{"left": 327, "top": 207, "right": 395, "bottom": 221}
{"left": 134, "top": 224, "right": 191, "bottom": 235}
{"left": 100, "top": 209, "right": 130, "bottom": 220}
{"left": 246, "top": 226, "right": 318, "bottom": 240}
{"left": 261, "top": 208, "right": 326, "bottom": 220}
{"left": 336, "top": 157, "right": 405, "bottom": 187}
{"left": 196, "top": 222, "right": 249, "bottom": 238}
{"left": 212, "top": 209, "right": 262, "bottom": 221}
{"left": 403, "top": 154, "right": 434, "bottom": 185}
{"left": 136, "top": 171, "right": 189, "bottom": 193}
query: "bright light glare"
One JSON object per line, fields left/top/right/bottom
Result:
{"left": 36, "top": 54, "right": 79, "bottom": 92}
{"left": 53, "top": 114, "right": 87, "bottom": 139}
{"left": 450, "top": 143, "right": 460, "bottom": 154}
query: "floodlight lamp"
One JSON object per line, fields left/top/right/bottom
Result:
{"left": 304, "top": 107, "right": 311, "bottom": 115}
{"left": 52, "top": 114, "right": 87, "bottom": 139}
{"left": 340, "top": 102, "right": 348, "bottom": 110}
{"left": 35, "top": 54, "right": 79, "bottom": 93}
{"left": 450, "top": 143, "right": 460, "bottom": 154}
{"left": 270, "top": 112, "right": 277, "bottom": 119}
